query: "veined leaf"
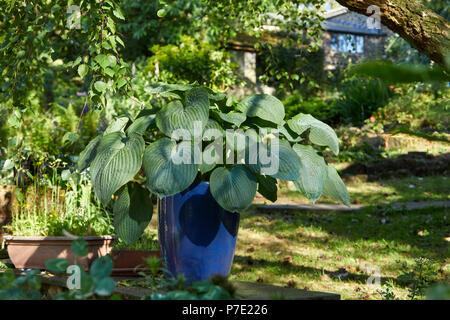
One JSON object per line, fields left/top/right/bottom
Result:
{"left": 126, "top": 114, "right": 156, "bottom": 135}
{"left": 322, "top": 165, "right": 350, "bottom": 207}
{"left": 249, "top": 139, "right": 300, "bottom": 181}
{"left": 292, "top": 144, "right": 327, "bottom": 203}
{"left": 91, "top": 133, "right": 144, "bottom": 205}
{"left": 237, "top": 94, "right": 285, "bottom": 125}
{"left": 218, "top": 111, "right": 246, "bottom": 127}
{"left": 210, "top": 165, "right": 257, "bottom": 213}
{"left": 114, "top": 183, "right": 153, "bottom": 244}
{"left": 143, "top": 138, "right": 199, "bottom": 197}
{"left": 104, "top": 117, "right": 129, "bottom": 135}
{"left": 156, "top": 88, "right": 209, "bottom": 137}
{"left": 78, "top": 135, "right": 102, "bottom": 171}
{"left": 287, "top": 113, "right": 339, "bottom": 155}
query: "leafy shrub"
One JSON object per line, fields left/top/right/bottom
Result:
{"left": 144, "top": 36, "right": 240, "bottom": 90}
{"left": 370, "top": 86, "right": 450, "bottom": 135}
{"left": 282, "top": 94, "right": 338, "bottom": 124}
{"left": 336, "top": 78, "right": 395, "bottom": 126}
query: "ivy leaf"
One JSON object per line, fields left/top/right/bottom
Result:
{"left": 143, "top": 138, "right": 199, "bottom": 197}
{"left": 292, "top": 144, "right": 327, "bottom": 203}
{"left": 287, "top": 113, "right": 339, "bottom": 155}
{"left": 113, "top": 183, "right": 153, "bottom": 244}
{"left": 210, "top": 165, "right": 257, "bottom": 213}
{"left": 322, "top": 165, "right": 350, "bottom": 207}
{"left": 237, "top": 94, "right": 285, "bottom": 125}
{"left": 91, "top": 133, "right": 145, "bottom": 205}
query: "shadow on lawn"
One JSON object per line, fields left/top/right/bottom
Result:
{"left": 241, "top": 206, "right": 449, "bottom": 260}
{"left": 341, "top": 152, "right": 450, "bottom": 181}
{"left": 232, "top": 254, "right": 409, "bottom": 288}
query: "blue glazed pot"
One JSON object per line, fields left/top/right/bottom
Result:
{"left": 158, "top": 181, "right": 240, "bottom": 282}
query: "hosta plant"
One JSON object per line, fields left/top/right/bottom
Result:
{"left": 78, "top": 83, "right": 349, "bottom": 244}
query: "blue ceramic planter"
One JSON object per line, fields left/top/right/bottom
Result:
{"left": 158, "top": 181, "right": 240, "bottom": 282}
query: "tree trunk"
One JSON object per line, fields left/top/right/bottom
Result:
{"left": 335, "top": 0, "right": 450, "bottom": 66}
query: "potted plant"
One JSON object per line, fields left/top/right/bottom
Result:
{"left": 79, "top": 83, "right": 349, "bottom": 282}
{"left": 2, "top": 170, "right": 116, "bottom": 270}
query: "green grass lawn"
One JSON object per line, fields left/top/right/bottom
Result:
{"left": 274, "top": 175, "right": 449, "bottom": 205}
{"left": 230, "top": 205, "right": 449, "bottom": 300}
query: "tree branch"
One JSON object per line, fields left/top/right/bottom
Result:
{"left": 335, "top": 0, "right": 450, "bottom": 66}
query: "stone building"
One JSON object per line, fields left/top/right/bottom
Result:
{"left": 228, "top": 7, "right": 393, "bottom": 95}
{"left": 321, "top": 7, "right": 393, "bottom": 70}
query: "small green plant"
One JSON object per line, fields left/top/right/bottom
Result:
{"left": 0, "top": 269, "right": 42, "bottom": 300}
{"left": 7, "top": 169, "right": 113, "bottom": 237}
{"left": 138, "top": 256, "right": 236, "bottom": 300}
{"left": 379, "top": 258, "right": 440, "bottom": 300}
{"left": 45, "top": 239, "right": 117, "bottom": 300}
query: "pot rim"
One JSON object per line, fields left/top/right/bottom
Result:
{"left": 3, "top": 235, "right": 117, "bottom": 241}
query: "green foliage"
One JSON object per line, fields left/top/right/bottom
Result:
{"left": 80, "top": 83, "right": 347, "bottom": 243}
{"left": 282, "top": 95, "right": 338, "bottom": 123}
{"left": 145, "top": 36, "right": 240, "bottom": 90}
{"left": 335, "top": 78, "right": 395, "bottom": 126}
{"left": 350, "top": 60, "right": 450, "bottom": 83}
{"left": 7, "top": 170, "right": 113, "bottom": 237}
{"left": 370, "top": 86, "right": 450, "bottom": 134}
{"left": 0, "top": 270, "right": 42, "bottom": 300}
{"left": 379, "top": 258, "right": 441, "bottom": 300}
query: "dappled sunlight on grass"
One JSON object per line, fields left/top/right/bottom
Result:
{"left": 230, "top": 206, "right": 449, "bottom": 300}
{"left": 275, "top": 175, "right": 449, "bottom": 205}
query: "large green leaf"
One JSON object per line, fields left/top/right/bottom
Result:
{"left": 143, "top": 138, "right": 199, "bottom": 197}
{"left": 322, "top": 165, "right": 350, "bottom": 207}
{"left": 249, "top": 139, "right": 300, "bottom": 181}
{"left": 77, "top": 135, "right": 101, "bottom": 171}
{"left": 156, "top": 88, "right": 210, "bottom": 137}
{"left": 126, "top": 114, "right": 156, "bottom": 135}
{"left": 292, "top": 144, "right": 327, "bottom": 203}
{"left": 287, "top": 113, "right": 339, "bottom": 155}
{"left": 91, "top": 133, "right": 145, "bottom": 205}
{"left": 113, "top": 183, "right": 153, "bottom": 244}
{"left": 237, "top": 94, "right": 285, "bottom": 125}
{"left": 256, "top": 174, "right": 277, "bottom": 202}
{"left": 210, "top": 165, "right": 257, "bottom": 213}
{"left": 103, "top": 117, "right": 129, "bottom": 135}
{"left": 218, "top": 111, "right": 247, "bottom": 127}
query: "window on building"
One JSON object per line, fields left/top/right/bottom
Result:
{"left": 330, "top": 33, "right": 364, "bottom": 54}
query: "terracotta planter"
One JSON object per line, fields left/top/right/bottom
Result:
{"left": 3, "top": 235, "right": 117, "bottom": 270}
{"left": 111, "top": 250, "right": 160, "bottom": 276}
